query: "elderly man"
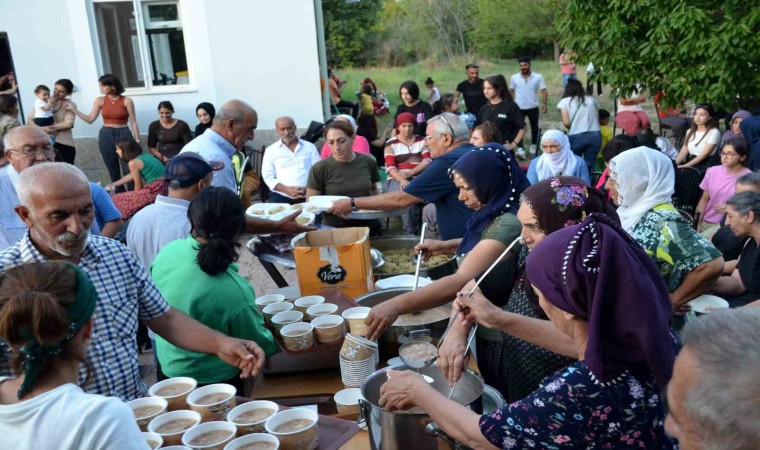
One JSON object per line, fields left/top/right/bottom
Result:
{"left": 127, "top": 152, "right": 220, "bottom": 268}
{"left": 331, "top": 113, "right": 475, "bottom": 240}
{"left": 509, "top": 57, "right": 548, "bottom": 156}
{"left": 0, "top": 126, "right": 121, "bottom": 250}
{"left": 455, "top": 63, "right": 487, "bottom": 114}
{"left": 665, "top": 308, "right": 760, "bottom": 449}
{"left": 261, "top": 116, "right": 320, "bottom": 204}
{"left": 0, "top": 163, "right": 265, "bottom": 400}
{"left": 180, "top": 99, "right": 311, "bottom": 235}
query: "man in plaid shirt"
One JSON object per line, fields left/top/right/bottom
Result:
{"left": 0, "top": 162, "right": 266, "bottom": 400}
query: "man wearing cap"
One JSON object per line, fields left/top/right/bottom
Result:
{"left": 455, "top": 63, "right": 487, "bottom": 114}
{"left": 261, "top": 116, "right": 320, "bottom": 205}
{"left": 0, "top": 126, "right": 122, "bottom": 251}
{"left": 180, "top": 100, "right": 312, "bottom": 235}
{"left": 127, "top": 152, "right": 221, "bottom": 268}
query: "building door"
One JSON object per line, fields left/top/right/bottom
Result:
{"left": 0, "top": 32, "right": 24, "bottom": 123}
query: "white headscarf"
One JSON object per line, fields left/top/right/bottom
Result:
{"left": 335, "top": 114, "right": 358, "bottom": 131}
{"left": 609, "top": 146, "right": 675, "bottom": 231}
{"left": 535, "top": 130, "right": 578, "bottom": 182}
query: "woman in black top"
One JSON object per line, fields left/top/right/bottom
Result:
{"left": 394, "top": 80, "right": 434, "bottom": 136}
{"left": 477, "top": 74, "right": 526, "bottom": 153}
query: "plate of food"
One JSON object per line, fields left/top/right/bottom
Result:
{"left": 288, "top": 202, "right": 322, "bottom": 214}
{"left": 308, "top": 195, "right": 349, "bottom": 211}
{"left": 246, "top": 203, "right": 291, "bottom": 218}
{"left": 688, "top": 294, "right": 729, "bottom": 313}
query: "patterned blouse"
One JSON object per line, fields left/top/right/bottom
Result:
{"left": 479, "top": 361, "right": 677, "bottom": 449}
{"left": 629, "top": 204, "right": 721, "bottom": 292}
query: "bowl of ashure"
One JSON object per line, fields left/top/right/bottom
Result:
{"left": 265, "top": 409, "right": 319, "bottom": 450}
{"left": 148, "top": 409, "right": 202, "bottom": 446}
{"left": 128, "top": 396, "right": 168, "bottom": 431}
{"left": 181, "top": 421, "right": 237, "bottom": 450}
{"left": 148, "top": 377, "right": 197, "bottom": 411}
{"left": 227, "top": 400, "right": 279, "bottom": 435}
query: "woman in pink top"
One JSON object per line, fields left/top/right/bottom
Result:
{"left": 697, "top": 139, "right": 751, "bottom": 238}
{"left": 320, "top": 114, "right": 370, "bottom": 159}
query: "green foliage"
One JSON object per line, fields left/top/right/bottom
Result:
{"left": 556, "top": 0, "right": 760, "bottom": 109}
{"left": 473, "top": 0, "right": 559, "bottom": 58}
{"left": 322, "top": 0, "right": 383, "bottom": 67}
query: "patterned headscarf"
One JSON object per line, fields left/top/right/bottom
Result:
{"left": 15, "top": 263, "right": 97, "bottom": 399}
{"left": 449, "top": 144, "right": 530, "bottom": 254}
{"left": 526, "top": 213, "right": 676, "bottom": 387}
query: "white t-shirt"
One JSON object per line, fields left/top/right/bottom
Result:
{"left": 686, "top": 128, "right": 721, "bottom": 157}
{"left": 0, "top": 380, "right": 148, "bottom": 449}
{"left": 656, "top": 136, "right": 679, "bottom": 160}
{"left": 509, "top": 72, "right": 547, "bottom": 109}
{"left": 34, "top": 99, "right": 52, "bottom": 119}
{"left": 617, "top": 85, "right": 644, "bottom": 112}
{"left": 557, "top": 96, "right": 601, "bottom": 135}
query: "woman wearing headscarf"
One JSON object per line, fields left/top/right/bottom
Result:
{"left": 0, "top": 262, "right": 146, "bottom": 449}
{"left": 739, "top": 115, "right": 760, "bottom": 171}
{"left": 379, "top": 214, "right": 678, "bottom": 450}
{"left": 319, "top": 114, "right": 371, "bottom": 159}
{"left": 364, "top": 145, "right": 530, "bottom": 341}
{"left": 438, "top": 177, "right": 617, "bottom": 401}
{"left": 606, "top": 147, "right": 724, "bottom": 313}
{"left": 720, "top": 110, "right": 751, "bottom": 147}
{"left": 526, "top": 130, "right": 590, "bottom": 185}
{"left": 194, "top": 102, "right": 216, "bottom": 137}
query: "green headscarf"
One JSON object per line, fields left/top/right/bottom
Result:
{"left": 16, "top": 263, "right": 97, "bottom": 399}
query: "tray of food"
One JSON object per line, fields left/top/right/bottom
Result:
{"left": 373, "top": 249, "right": 451, "bottom": 275}
{"left": 263, "top": 291, "right": 360, "bottom": 374}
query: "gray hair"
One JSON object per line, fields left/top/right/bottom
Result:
{"left": 681, "top": 308, "right": 760, "bottom": 450}
{"left": 428, "top": 113, "right": 469, "bottom": 141}
{"left": 17, "top": 162, "right": 89, "bottom": 206}
{"left": 726, "top": 191, "right": 760, "bottom": 223}
{"left": 212, "top": 99, "right": 255, "bottom": 126}
{"left": 3, "top": 125, "right": 51, "bottom": 151}
{"left": 736, "top": 171, "right": 760, "bottom": 189}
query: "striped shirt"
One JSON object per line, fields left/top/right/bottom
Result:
{"left": 0, "top": 234, "right": 170, "bottom": 400}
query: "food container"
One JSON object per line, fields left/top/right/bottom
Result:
{"left": 311, "top": 314, "right": 345, "bottom": 343}
{"left": 341, "top": 307, "right": 371, "bottom": 336}
{"left": 128, "top": 396, "right": 168, "bottom": 431}
{"left": 262, "top": 302, "right": 294, "bottom": 326}
{"left": 271, "top": 311, "right": 304, "bottom": 338}
{"left": 354, "top": 288, "right": 450, "bottom": 356}
{"left": 306, "top": 302, "right": 339, "bottom": 320}
{"left": 143, "top": 432, "right": 164, "bottom": 450}
{"left": 255, "top": 294, "right": 286, "bottom": 313}
{"left": 359, "top": 364, "right": 484, "bottom": 450}
{"left": 294, "top": 295, "right": 325, "bottom": 314}
{"left": 280, "top": 322, "right": 315, "bottom": 352}
{"left": 334, "top": 388, "right": 364, "bottom": 418}
{"left": 148, "top": 410, "right": 202, "bottom": 446}
{"left": 224, "top": 433, "right": 280, "bottom": 450}
{"left": 369, "top": 236, "right": 458, "bottom": 280}
{"left": 340, "top": 333, "right": 377, "bottom": 361}
{"left": 265, "top": 409, "right": 319, "bottom": 450}
{"left": 149, "top": 377, "right": 198, "bottom": 411}
{"left": 186, "top": 384, "right": 237, "bottom": 422}
{"left": 227, "top": 400, "right": 279, "bottom": 435}
{"left": 181, "top": 421, "right": 237, "bottom": 449}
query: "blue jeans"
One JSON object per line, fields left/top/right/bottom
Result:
{"left": 562, "top": 73, "right": 577, "bottom": 88}
{"left": 266, "top": 191, "right": 304, "bottom": 204}
{"left": 568, "top": 131, "right": 602, "bottom": 173}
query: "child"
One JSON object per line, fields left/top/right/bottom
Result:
{"left": 596, "top": 109, "right": 613, "bottom": 171}
{"left": 33, "top": 85, "right": 54, "bottom": 127}
{"left": 107, "top": 137, "right": 167, "bottom": 219}
{"left": 424, "top": 77, "right": 440, "bottom": 106}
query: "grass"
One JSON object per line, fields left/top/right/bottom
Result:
{"left": 335, "top": 58, "right": 659, "bottom": 146}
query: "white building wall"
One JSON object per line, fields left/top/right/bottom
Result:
{"left": 0, "top": 0, "right": 324, "bottom": 138}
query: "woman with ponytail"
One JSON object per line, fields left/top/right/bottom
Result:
{"left": 151, "top": 187, "right": 279, "bottom": 393}
{"left": 0, "top": 261, "right": 145, "bottom": 449}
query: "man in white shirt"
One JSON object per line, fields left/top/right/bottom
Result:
{"left": 126, "top": 152, "right": 221, "bottom": 268}
{"left": 262, "top": 116, "right": 320, "bottom": 204}
{"left": 509, "top": 57, "right": 548, "bottom": 157}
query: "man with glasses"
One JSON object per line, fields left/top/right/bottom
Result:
{"left": 0, "top": 126, "right": 121, "bottom": 250}
{"left": 455, "top": 63, "right": 487, "bottom": 114}
{"left": 330, "top": 113, "right": 474, "bottom": 240}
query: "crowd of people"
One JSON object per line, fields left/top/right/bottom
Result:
{"left": 0, "top": 61, "right": 758, "bottom": 450}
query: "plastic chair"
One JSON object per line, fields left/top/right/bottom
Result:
{"left": 673, "top": 167, "right": 705, "bottom": 215}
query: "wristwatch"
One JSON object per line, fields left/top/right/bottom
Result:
{"left": 350, "top": 197, "right": 359, "bottom": 212}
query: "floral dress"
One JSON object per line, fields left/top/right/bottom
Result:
{"left": 479, "top": 361, "right": 678, "bottom": 449}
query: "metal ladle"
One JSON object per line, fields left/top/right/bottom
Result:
{"left": 412, "top": 223, "right": 428, "bottom": 291}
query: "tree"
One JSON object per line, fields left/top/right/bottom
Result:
{"left": 556, "top": 0, "right": 760, "bottom": 109}
{"left": 473, "top": 0, "right": 559, "bottom": 59}
{"left": 322, "top": 0, "right": 383, "bottom": 67}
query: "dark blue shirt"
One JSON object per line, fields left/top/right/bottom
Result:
{"left": 405, "top": 143, "right": 475, "bottom": 240}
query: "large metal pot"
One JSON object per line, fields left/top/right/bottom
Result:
{"left": 353, "top": 287, "right": 450, "bottom": 356}
{"left": 359, "top": 364, "right": 484, "bottom": 450}
{"left": 370, "top": 236, "right": 458, "bottom": 280}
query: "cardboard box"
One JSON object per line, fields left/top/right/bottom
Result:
{"left": 292, "top": 227, "right": 373, "bottom": 299}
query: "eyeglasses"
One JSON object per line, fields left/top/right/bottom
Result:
{"left": 720, "top": 152, "right": 739, "bottom": 157}
{"left": 7, "top": 145, "right": 55, "bottom": 158}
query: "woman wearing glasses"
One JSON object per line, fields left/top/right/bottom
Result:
{"left": 696, "top": 139, "right": 751, "bottom": 238}
{"left": 307, "top": 120, "right": 382, "bottom": 233}
{"left": 675, "top": 103, "right": 721, "bottom": 170}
